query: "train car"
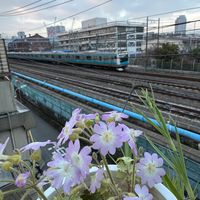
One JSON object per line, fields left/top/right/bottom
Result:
{"left": 8, "top": 51, "right": 128, "bottom": 71}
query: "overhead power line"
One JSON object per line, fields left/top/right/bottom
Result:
{"left": 147, "top": 18, "right": 200, "bottom": 32}
{"left": 0, "top": 0, "right": 74, "bottom": 17}
{"left": 128, "top": 6, "right": 200, "bottom": 20}
{"left": 27, "top": 0, "right": 112, "bottom": 32}
{"left": 0, "top": 0, "right": 58, "bottom": 16}
{"left": 0, "top": 0, "right": 42, "bottom": 15}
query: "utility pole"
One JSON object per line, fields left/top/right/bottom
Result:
{"left": 145, "top": 16, "right": 149, "bottom": 69}
{"left": 157, "top": 18, "right": 160, "bottom": 49}
{"left": 53, "top": 17, "right": 57, "bottom": 50}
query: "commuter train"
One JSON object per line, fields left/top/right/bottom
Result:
{"left": 8, "top": 51, "right": 129, "bottom": 71}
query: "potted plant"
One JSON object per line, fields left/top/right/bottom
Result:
{"left": 0, "top": 90, "right": 197, "bottom": 200}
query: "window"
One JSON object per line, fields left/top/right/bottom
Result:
{"left": 136, "top": 34, "right": 143, "bottom": 40}
{"left": 128, "top": 42, "right": 135, "bottom": 47}
{"left": 136, "top": 41, "right": 142, "bottom": 47}
{"left": 75, "top": 56, "right": 80, "bottom": 59}
{"left": 58, "top": 55, "right": 61, "bottom": 59}
{"left": 51, "top": 55, "right": 54, "bottom": 58}
{"left": 86, "top": 56, "right": 91, "bottom": 60}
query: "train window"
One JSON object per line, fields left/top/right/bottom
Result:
{"left": 99, "top": 56, "right": 102, "bottom": 61}
{"left": 86, "top": 56, "right": 91, "bottom": 60}
{"left": 58, "top": 55, "right": 61, "bottom": 59}
{"left": 51, "top": 55, "right": 54, "bottom": 58}
{"left": 45, "top": 55, "right": 49, "bottom": 58}
{"left": 76, "top": 56, "right": 80, "bottom": 60}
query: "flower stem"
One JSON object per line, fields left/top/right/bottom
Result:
{"left": 78, "top": 136, "right": 92, "bottom": 144}
{"left": 131, "top": 160, "right": 136, "bottom": 191}
{"left": 102, "top": 156, "right": 119, "bottom": 196}
{"left": 33, "top": 185, "right": 48, "bottom": 200}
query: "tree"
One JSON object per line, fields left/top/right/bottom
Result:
{"left": 152, "top": 43, "right": 179, "bottom": 60}
{"left": 190, "top": 47, "right": 200, "bottom": 62}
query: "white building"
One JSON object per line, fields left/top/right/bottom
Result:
{"left": 58, "top": 18, "right": 144, "bottom": 56}
{"left": 175, "top": 15, "right": 187, "bottom": 36}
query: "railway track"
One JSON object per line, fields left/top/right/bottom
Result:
{"left": 10, "top": 63, "right": 200, "bottom": 121}
{"left": 9, "top": 59, "right": 200, "bottom": 90}
{"left": 10, "top": 61, "right": 200, "bottom": 105}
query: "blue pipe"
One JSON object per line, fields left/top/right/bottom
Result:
{"left": 12, "top": 71, "right": 200, "bottom": 142}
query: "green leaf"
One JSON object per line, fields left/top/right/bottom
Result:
{"left": 163, "top": 174, "right": 183, "bottom": 200}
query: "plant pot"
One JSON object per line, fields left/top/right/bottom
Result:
{"left": 37, "top": 165, "right": 177, "bottom": 200}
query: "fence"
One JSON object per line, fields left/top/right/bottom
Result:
{"left": 129, "top": 57, "right": 200, "bottom": 72}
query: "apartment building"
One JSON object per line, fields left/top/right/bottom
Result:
{"left": 58, "top": 18, "right": 144, "bottom": 56}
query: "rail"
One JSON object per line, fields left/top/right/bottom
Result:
{"left": 12, "top": 71, "right": 200, "bottom": 142}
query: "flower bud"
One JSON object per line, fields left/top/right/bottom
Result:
{"left": 30, "top": 150, "right": 41, "bottom": 161}
{"left": 92, "top": 152, "right": 98, "bottom": 160}
{"left": 85, "top": 120, "right": 94, "bottom": 128}
{"left": 106, "top": 118, "right": 114, "bottom": 123}
{"left": 9, "top": 154, "right": 21, "bottom": 165}
{"left": 72, "top": 128, "right": 82, "bottom": 135}
{"left": 69, "top": 133, "right": 79, "bottom": 141}
{"left": 76, "top": 122, "right": 85, "bottom": 129}
{"left": 2, "top": 161, "right": 13, "bottom": 171}
{"left": 95, "top": 114, "right": 100, "bottom": 123}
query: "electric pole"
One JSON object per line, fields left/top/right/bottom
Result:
{"left": 145, "top": 16, "right": 149, "bottom": 69}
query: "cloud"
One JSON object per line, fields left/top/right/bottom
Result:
{"left": 1, "top": 0, "right": 200, "bottom": 37}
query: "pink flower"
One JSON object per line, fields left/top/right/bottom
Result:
{"left": 120, "top": 124, "right": 142, "bottom": 156}
{"left": 15, "top": 172, "right": 30, "bottom": 188}
{"left": 65, "top": 140, "right": 92, "bottom": 178}
{"left": 46, "top": 152, "right": 83, "bottom": 194}
{"left": 136, "top": 152, "right": 165, "bottom": 188}
{"left": 0, "top": 137, "right": 9, "bottom": 155}
{"left": 57, "top": 108, "right": 82, "bottom": 146}
{"left": 90, "top": 168, "right": 104, "bottom": 193}
{"left": 124, "top": 184, "right": 153, "bottom": 200}
{"left": 90, "top": 122, "right": 126, "bottom": 156}
{"left": 20, "top": 140, "right": 52, "bottom": 152}
{"left": 102, "top": 111, "right": 128, "bottom": 122}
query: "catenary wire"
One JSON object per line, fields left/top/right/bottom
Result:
{"left": 0, "top": 0, "right": 42, "bottom": 14}
{"left": 0, "top": 0, "right": 58, "bottom": 16}
{"left": 27, "top": 0, "right": 112, "bottom": 32}
{"left": 0, "top": 0, "right": 74, "bottom": 17}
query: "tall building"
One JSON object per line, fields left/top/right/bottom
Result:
{"left": 47, "top": 26, "right": 65, "bottom": 48}
{"left": 46, "top": 25, "right": 65, "bottom": 38}
{"left": 58, "top": 18, "right": 144, "bottom": 56}
{"left": 175, "top": 15, "right": 187, "bottom": 36}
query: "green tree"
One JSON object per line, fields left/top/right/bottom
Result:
{"left": 152, "top": 43, "right": 179, "bottom": 60}
{"left": 190, "top": 47, "right": 200, "bottom": 62}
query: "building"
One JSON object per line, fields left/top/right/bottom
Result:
{"left": 142, "top": 34, "right": 200, "bottom": 53}
{"left": 47, "top": 26, "right": 65, "bottom": 48}
{"left": 175, "top": 15, "right": 187, "bottom": 36}
{"left": 17, "top": 31, "right": 26, "bottom": 39}
{"left": 8, "top": 33, "right": 51, "bottom": 52}
{"left": 47, "top": 25, "right": 65, "bottom": 38}
{"left": 82, "top": 18, "right": 107, "bottom": 29}
{"left": 58, "top": 18, "right": 144, "bottom": 56}
{"left": 27, "top": 33, "right": 51, "bottom": 51}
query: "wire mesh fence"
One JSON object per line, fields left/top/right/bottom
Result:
{"left": 129, "top": 56, "right": 200, "bottom": 72}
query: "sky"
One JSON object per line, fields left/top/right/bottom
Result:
{"left": 1, "top": 0, "right": 200, "bottom": 37}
